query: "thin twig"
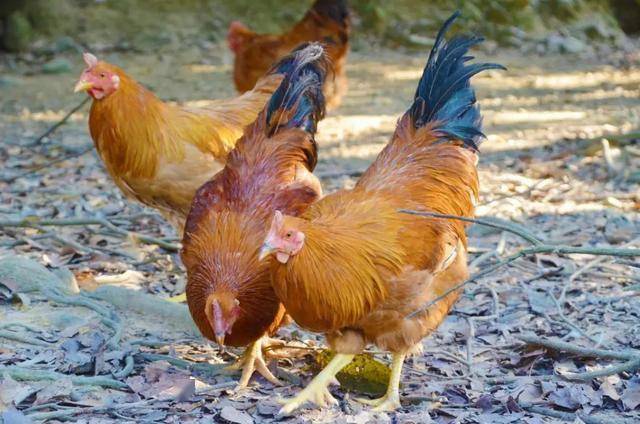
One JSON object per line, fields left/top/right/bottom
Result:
{"left": 31, "top": 97, "right": 91, "bottom": 146}
{"left": 563, "top": 357, "right": 640, "bottom": 382}
{"left": 2, "top": 145, "right": 93, "bottom": 183}
{"left": 559, "top": 236, "right": 640, "bottom": 303}
{"left": 112, "top": 355, "right": 135, "bottom": 379}
{"left": 0, "top": 329, "right": 53, "bottom": 347}
{"left": 26, "top": 400, "right": 155, "bottom": 421}
{"left": 519, "top": 403, "right": 611, "bottom": 424}
{"left": 135, "top": 352, "right": 227, "bottom": 376}
{"left": 398, "top": 209, "right": 543, "bottom": 245}
{"left": 0, "top": 217, "right": 180, "bottom": 252}
{"left": 546, "top": 289, "right": 600, "bottom": 344}
{"left": 0, "top": 365, "right": 127, "bottom": 389}
{"left": 406, "top": 244, "right": 640, "bottom": 319}
{"left": 515, "top": 334, "right": 639, "bottom": 360}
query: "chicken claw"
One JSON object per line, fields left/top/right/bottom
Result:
{"left": 228, "top": 335, "right": 281, "bottom": 389}
{"left": 278, "top": 353, "right": 354, "bottom": 415}
{"left": 355, "top": 351, "right": 406, "bottom": 412}
{"left": 166, "top": 293, "right": 186, "bottom": 303}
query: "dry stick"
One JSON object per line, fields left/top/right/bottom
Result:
{"left": 26, "top": 400, "right": 155, "bottom": 422}
{"left": 0, "top": 329, "right": 53, "bottom": 347}
{"left": 135, "top": 352, "right": 228, "bottom": 376}
{"left": 398, "top": 209, "right": 543, "bottom": 246}
{"left": 546, "top": 289, "right": 600, "bottom": 345}
{"left": 516, "top": 334, "right": 639, "bottom": 361}
{"left": 3, "top": 145, "right": 94, "bottom": 183}
{"left": 519, "top": 403, "right": 612, "bottom": 424}
{"left": 563, "top": 357, "right": 640, "bottom": 382}
{"left": 406, "top": 244, "right": 640, "bottom": 320}
{"left": 559, "top": 236, "right": 640, "bottom": 304}
{"left": 0, "top": 217, "right": 180, "bottom": 252}
{"left": 0, "top": 365, "right": 127, "bottom": 389}
{"left": 31, "top": 97, "right": 91, "bottom": 146}
{"left": 112, "top": 355, "right": 135, "bottom": 379}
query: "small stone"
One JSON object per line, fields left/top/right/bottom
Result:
{"left": 42, "top": 58, "right": 73, "bottom": 74}
{"left": 604, "top": 215, "right": 636, "bottom": 244}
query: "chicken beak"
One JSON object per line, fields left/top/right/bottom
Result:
{"left": 74, "top": 80, "right": 93, "bottom": 93}
{"left": 258, "top": 243, "right": 275, "bottom": 261}
{"left": 214, "top": 332, "right": 225, "bottom": 346}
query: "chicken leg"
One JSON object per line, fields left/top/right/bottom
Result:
{"left": 228, "top": 335, "right": 281, "bottom": 389}
{"left": 356, "top": 351, "right": 406, "bottom": 411}
{"left": 279, "top": 353, "right": 355, "bottom": 414}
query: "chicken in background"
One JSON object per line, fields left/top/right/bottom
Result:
{"left": 259, "top": 12, "right": 505, "bottom": 413}
{"left": 228, "top": 0, "right": 350, "bottom": 110}
{"left": 73, "top": 53, "right": 285, "bottom": 231}
{"left": 182, "top": 44, "right": 327, "bottom": 388}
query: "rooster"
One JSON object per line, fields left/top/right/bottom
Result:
{"left": 228, "top": 0, "right": 350, "bottom": 110}
{"left": 182, "top": 43, "right": 327, "bottom": 388}
{"left": 259, "top": 12, "right": 504, "bottom": 412}
{"left": 73, "top": 52, "right": 285, "bottom": 231}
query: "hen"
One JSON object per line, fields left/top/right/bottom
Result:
{"left": 228, "top": 0, "right": 350, "bottom": 110}
{"left": 74, "top": 53, "right": 284, "bottom": 230}
{"left": 182, "top": 44, "right": 327, "bottom": 388}
{"left": 259, "top": 12, "right": 504, "bottom": 412}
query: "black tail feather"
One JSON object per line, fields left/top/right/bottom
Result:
{"left": 409, "top": 11, "right": 505, "bottom": 151}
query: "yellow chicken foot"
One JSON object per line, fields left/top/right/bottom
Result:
{"left": 279, "top": 353, "right": 355, "bottom": 415}
{"left": 166, "top": 293, "right": 186, "bottom": 303}
{"left": 356, "top": 351, "right": 406, "bottom": 412}
{"left": 227, "top": 335, "right": 281, "bottom": 389}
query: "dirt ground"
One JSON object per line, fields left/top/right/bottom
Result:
{"left": 1, "top": 40, "right": 640, "bottom": 423}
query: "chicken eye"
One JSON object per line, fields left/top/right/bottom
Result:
{"left": 285, "top": 232, "right": 292, "bottom": 239}
{"left": 100, "top": 73, "right": 106, "bottom": 78}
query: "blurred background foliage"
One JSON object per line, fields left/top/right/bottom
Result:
{"left": 0, "top": 0, "right": 638, "bottom": 53}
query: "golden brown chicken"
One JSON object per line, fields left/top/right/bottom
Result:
{"left": 228, "top": 0, "right": 350, "bottom": 110}
{"left": 182, "top": 44, "right": 327, "bottom": 388}
{"left": 73, "top": 53, "right": 284, "bottom": 230}
{"left": 259, "top": 13, "right": 504, "bottom": 412}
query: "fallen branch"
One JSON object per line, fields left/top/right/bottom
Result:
{"left": 515, "top": 334, "right": 639, "bottom": 361}
{"left": 0, "top": 217, "right": 180, "bottom": 252}
{"left": 519, "top": 403, "right": 611, "bottom": 424}
{"left": 2, "top": 145, "right": 94, "bottom": 183}
{"left": 26, "top": 400, "right": 155, "bottom": 422}
{"left": 31, "top": 97, "right": 91, "bottom": 146}
{"left": 563, "top": 357, "right": 640, "bottom": 382}
{"left": 135, "top": 353, "right": 227, "bottom": 376}
{"left": 399, "top": 209, "right": 543, "bottom": 246}
{"left": 112, "top": 355, "right": 135, "bottom": 379}
{"left": 406, "top": 243, "right": 640, "bottom": 319}
{"left": 0, "top": 329, "right": 53, "bottom": 347}
{"left": 0, "top": 365, "right": 127, "bottom": 389}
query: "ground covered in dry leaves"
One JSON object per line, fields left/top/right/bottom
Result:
{"left": 1, "top": 40, "right": 640, "bottom": 423}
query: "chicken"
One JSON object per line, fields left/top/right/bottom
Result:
{"left": 73, "top": 52, "right": 285, "bottom": 231}
{"left": 182, "top": 44, "right": 327, "bottom": 389}
{"left": 258, "top": 12, "right": 504, "bottom": 413}
{"left": 228, "top": 0, "right": 350, "bottom": 110}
